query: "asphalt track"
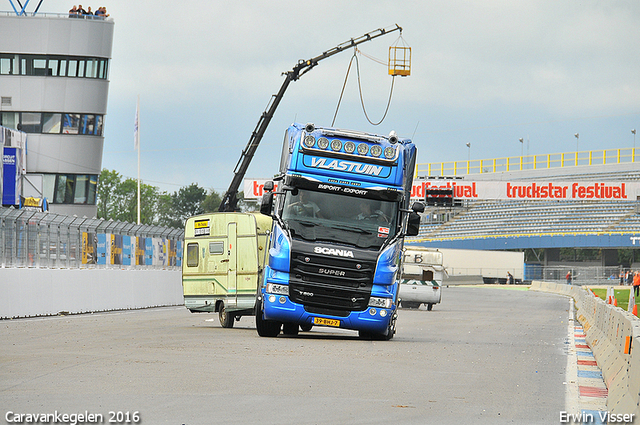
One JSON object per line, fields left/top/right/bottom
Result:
{"left": 1, "top": 286, "right": 571, "bottom": 425}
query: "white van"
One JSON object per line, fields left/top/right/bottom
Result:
{"left": 399, "top": 247, "right": 446, "bottom": 310}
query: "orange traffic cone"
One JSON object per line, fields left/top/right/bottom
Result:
{"left": 633, "top": 304, "right": 638, "bottom": 317}
{"left": 614, "top": 298, "right": 618, "bottom": 307}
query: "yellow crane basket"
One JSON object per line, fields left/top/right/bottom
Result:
{"left": 388, "top": 45, "right": 411, "bottom": 77}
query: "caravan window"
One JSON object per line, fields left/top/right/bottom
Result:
{"left": 209, "top": 241, "right": 224, "bottom": 255}
{"left": 186, "top": 243, "right": 199, "bottom": 267}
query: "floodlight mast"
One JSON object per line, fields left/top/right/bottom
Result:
{"left": 218, "top": 24, "right": 403, "bottom": 212}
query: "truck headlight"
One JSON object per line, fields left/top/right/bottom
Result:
{"left": 368, "top": 297, "right": 392, "bottom": 309}
{"left": 266, "top": 283, "right": 289, "bottom": 296}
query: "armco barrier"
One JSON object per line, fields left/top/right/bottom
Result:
{"left": 530, "top": 281, "right": 640, "bottom": 417}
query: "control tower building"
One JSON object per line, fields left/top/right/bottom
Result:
{"left": 0, "top": 2, "right": 114, "bottom": 217}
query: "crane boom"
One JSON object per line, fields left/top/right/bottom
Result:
{"left": 218, "top": 24, "right": 403, "bottom": 212}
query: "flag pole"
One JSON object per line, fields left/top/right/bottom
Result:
{"left": 135, "top": 95, "right": 141, "bottom": 224}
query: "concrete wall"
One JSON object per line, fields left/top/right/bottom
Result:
{"left": 530, "top": 281, "right": 640, "bottom": 417}
{"left": 0, "top": 268, "right": 183, "bottom": 319}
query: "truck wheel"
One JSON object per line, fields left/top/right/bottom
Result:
{"left": 282, "top": 322, "right": 299, "bottom": 336}
{"left": 427, "top": 303, "right": 434, "bottom": 311}
{"left": 255, "top": 299, "right": 281, "bottom": 337}
{"left": 219, "top": 304, "right": 234, "bottom": 328}
{"left": 359, "top": 318, "right": 395, "bottom": 341}
{"left": 300, "top": 324, "right": 313, "bottom": 332}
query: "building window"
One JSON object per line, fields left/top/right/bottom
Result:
{"left": 0, "top": 54, "right": 18, "bottom": 75}
{"left": 20, "top": 112, "right": 42, "bottom": 133}
{"left": 62, "top": 113, "right": 81, "bottom": 134}
{"left": 81, "top": 114, "right": 95, "bottom": 135}
{"left": 0, "top": 112, "right": 19, "bottom": 129}
{"left": 67, "top": 59, "right": 78, "bottom": 77}
{"left": 42, "top": 113, "right": 62, "bottom": 133}
{"left": 0, "top": 54, "right": 110, "bottom": 79}
{"left": 95, "top": 115, "right": 103, "bottom": 136}
{"left": 43, "top": 174, "right": 98, "bottom": 205}
{"left": 48, "top": 58, "right": 59, "bottom": 76}
{"left": 31, "top": 56, "right": 48, "bottom": 76}
{"left": 2, "top": 111, "right": 104, "bottom": 136}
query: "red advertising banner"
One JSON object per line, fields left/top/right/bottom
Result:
{"left": 244, "top": 179, "right": 640, "bottom": 201}
{"left": 411, "top": 180, "right": 639, "bottom": 201}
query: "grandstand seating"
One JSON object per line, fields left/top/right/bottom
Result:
{"left": 415, "top": 199, "right": 639, "bottom": 240}
{"left": 410, "top": 160, "right": 640, "bottom": 244}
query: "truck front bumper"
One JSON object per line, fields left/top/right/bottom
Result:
{"left": 262, "top": 292, "right": 394, "bottom": 334}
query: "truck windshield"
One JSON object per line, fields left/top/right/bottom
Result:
{"left": 281, "top": 188, "right": 398, "bottom": 249}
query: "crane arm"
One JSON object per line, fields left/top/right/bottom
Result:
{"left": 219, "top": 24, "right": 402, "bottom": 212}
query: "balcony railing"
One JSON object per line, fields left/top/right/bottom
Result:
{"left": 417, "top": 147, "right": 639, "bottom": 177}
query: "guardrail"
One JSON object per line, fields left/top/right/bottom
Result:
{"left": 417, "top": 147, "right": 639, "bottom": 177}
{"left": 0, "top": 206, "right": 183, "bottom": 269}
{"left": 0, "top": 11, "right": 112, "bottom": 20}
{"left": 530, "top": 281, "right": 640, "bottom": 418}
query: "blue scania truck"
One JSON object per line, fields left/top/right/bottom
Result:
{"left": 257, "top": 123, "right": 423, "bottom": 340}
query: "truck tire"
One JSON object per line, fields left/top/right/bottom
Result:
{"left": 300, "top": 324, "right": 313, "bottom": 332}
{"left": 282, "top": 322, "right": 299, "bottom": 336}
{"left": 255, "top": 299, "right": 281, "bottom": 337}
{"left": 358, "top": 319, "right": 395, "bottom": 341}
{"left": 219, "top": 304, "right": 234, "bottom": 328}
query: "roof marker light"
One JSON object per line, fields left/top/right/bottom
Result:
{"left": 317, "top": 137, "right": 329, "bottom": 149}
{"left": 303, "top": 135, "right": 316, "bottom": 148}
{"left": 384, "top": 146, "right": 396, "bottom": 159}
{"left": 344, "top": 141, "right": 356, "bottom": 154}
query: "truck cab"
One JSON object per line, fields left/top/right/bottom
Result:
{"left": 257, "top": 123, "right": 422, "bottom": 339}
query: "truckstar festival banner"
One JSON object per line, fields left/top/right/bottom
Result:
{"left": 245, "top": 178, "right": 640, "bottom": 202}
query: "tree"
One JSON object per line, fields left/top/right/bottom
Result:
{"left": 96, "top": 169, "right": 222, "bottom": 229}
{"left": 112, "top": 178, "right": 159, "bottom": 224}
{"left": 172, "top": 183, "right": 207, "bottom": 224}
{"left": 97, "top": 169, "right": 121, "bottom": 219}
{"left": 202, "top": 189, "right": 222, "bottom": 213}
{"left": 97, "top": 169, "right": 160, "bottom": 225}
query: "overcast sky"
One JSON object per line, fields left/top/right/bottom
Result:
{"left": 33, "top": 1, "right": 640, "bottom": 194}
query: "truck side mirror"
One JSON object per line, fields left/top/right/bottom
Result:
{"left": 412, "top": 202, "right": 425, "bottom": 213}
{"left": 406, "top": 203, "right": 423, "bottom": 236}
{"left": 260, "top": 181, "right": 274, "bottom": 216}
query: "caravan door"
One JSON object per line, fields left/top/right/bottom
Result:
{"left": 226, "top": 221, "right": 238, "bottom": 308}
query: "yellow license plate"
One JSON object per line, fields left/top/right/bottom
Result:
{"left": 313, "top": 317, "right": 341, "bottom": 327}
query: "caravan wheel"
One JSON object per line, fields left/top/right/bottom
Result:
{"left": 219, "top": 304, "right": 235, "bottom": 328}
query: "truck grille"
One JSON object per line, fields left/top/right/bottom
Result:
{"left": 289, "top": 252, "right": 375, "bottom": 311}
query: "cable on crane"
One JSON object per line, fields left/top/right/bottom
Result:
{"left": 355, "top": 50, "right": 396, "bottom": 126}
{"left": 331, "top": 48, "right": 396, "bottom": 127}
{"left": 331, "top": 30, "right": 410, "bottom": 127}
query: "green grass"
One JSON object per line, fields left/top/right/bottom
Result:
{"left": 589, "top": 287, "right": 631, "bottom": 311}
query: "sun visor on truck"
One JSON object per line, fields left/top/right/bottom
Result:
{"left": 283, "top": 175, "right": 403, "bottom": 202}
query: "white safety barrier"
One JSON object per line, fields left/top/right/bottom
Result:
{"left": 0, "top": 268, "right": 183, "bottom": 319}
{"left": 530, "top": 281, "right": 640, "bottom": 417}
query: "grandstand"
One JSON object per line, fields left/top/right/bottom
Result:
{"left": 417, "top": 199, "right": 637, "bottom": 239}
{"left": 407, "top": 148, "right": 640, "bottom": 283}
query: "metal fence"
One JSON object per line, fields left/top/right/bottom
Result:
{"left": 525, "top": 264, "right": 629, "bottom": 286}
{"left": 0, "top": 207, "right": 184, "bottom": 269}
